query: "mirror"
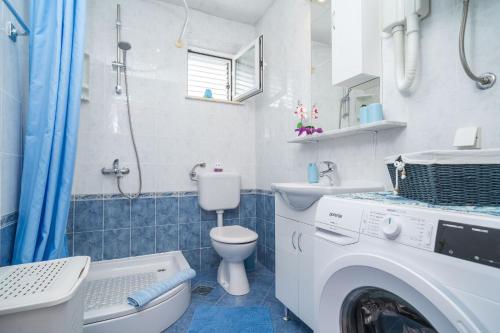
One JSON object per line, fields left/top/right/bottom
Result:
{"left": 233, "top": 35, "right": 263, "bottom": 102}
{"left": 310, "top": 0, "right": 380, "bottom": 130}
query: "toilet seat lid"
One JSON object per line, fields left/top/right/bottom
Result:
{"left": 210, "top": 225, "right": 258, "bottom": 244}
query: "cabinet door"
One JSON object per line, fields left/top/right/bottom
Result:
{"left": 332, "top": 0, "right": 363, "bottom": 86}
{"left": 275, "top": 216, "right": 299, "bottom": 314}
{"left": 331, "top": 0, "right": 380, "bottom": 87}
{"left": 298, "top": 223, "right": 315, "bottom": 330}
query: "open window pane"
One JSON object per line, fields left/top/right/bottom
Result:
{"left": 233, "top": 35, "right": 264, "bottom": 102}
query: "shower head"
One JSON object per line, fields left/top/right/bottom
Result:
{"left": 118, "top": 41, "right": 132, "bottom": 51}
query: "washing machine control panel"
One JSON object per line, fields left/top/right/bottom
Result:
{"left": 360, "top": 209, "right": 436, "bottom": 251}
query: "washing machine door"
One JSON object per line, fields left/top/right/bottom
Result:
{"left": 316, "top": 254, "right": 483, "bottom": 333}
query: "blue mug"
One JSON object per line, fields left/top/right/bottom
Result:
{"left": 359, "top": 106, "right": 368, "bottom": 124}
{"left": 203, "top": 88, "right": 213, "bottom": 99}
{"left": 367, "top": 103, "right": 384, "bottom": 123}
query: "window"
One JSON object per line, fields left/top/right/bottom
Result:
{"left": 186, "top": 36, "right": 264, "bottom": 103}
{"left": 187, "top": 50, "right": 232, "bottom": 101}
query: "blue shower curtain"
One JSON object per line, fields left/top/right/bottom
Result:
{"left": 12, "top": 0, "right": 86, "bottom": 264}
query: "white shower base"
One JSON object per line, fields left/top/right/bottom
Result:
{"left": 82, "top": 252, "right": 191, "bottom": 333}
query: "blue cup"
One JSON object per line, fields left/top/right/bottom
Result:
{"left": 359, "top": 106, "right": 368, "bottom": 124}
{"left": 203, "top": 88, "right": 213, "bottom": 98}
{"left": 367, "top": 103, "right": 384, "bottom": 123}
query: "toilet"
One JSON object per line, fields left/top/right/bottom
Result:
{"left": 198, "top": 171, "right": 258, "bottom": 296}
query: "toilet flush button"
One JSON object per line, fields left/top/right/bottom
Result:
{"left": 382, "top": 217, "right": 402, "bottom": 240}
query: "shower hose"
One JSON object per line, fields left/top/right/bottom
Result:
{"left": 118, "top": 60, "right": 143, "bottom": 199}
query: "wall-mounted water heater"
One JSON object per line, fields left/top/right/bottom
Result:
{"left": 382, "top": 0, "right": 430, "bottom": 93}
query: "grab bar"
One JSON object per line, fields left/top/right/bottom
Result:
{"left": 3, "top": 0, "right": 30, "bottom": 42}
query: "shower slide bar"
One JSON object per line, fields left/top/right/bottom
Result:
{"left": 2, "top": 0, "right": 30, "bottom": 42}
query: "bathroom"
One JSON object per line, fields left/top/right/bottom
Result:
{"left": 1, "top": 0, "right": 500, "bottom": 332}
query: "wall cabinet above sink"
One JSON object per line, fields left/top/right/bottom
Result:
{"left": 332, "top": 0, "right": 381, "bottom": 87}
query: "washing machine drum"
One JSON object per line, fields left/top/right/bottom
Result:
{"left": 341, "top": 287, "right": 436, "bottom": 333}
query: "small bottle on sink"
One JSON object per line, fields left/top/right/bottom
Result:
{"left": 307, "top": 163, "right": 319, "bottom": 183}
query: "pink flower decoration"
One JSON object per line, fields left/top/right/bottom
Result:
{"left": 294, "top": 102, "right": 308, "bottom": 121}
{"left": 311, "top": 105, "right": 319, "bottom": 119}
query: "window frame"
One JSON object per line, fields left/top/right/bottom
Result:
{"left": 232, "top": 35, "right": 264, "bottom": 102}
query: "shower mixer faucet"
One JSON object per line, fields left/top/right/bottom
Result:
{"left": 102, "top": 159, "right": 130, "bottom": 178}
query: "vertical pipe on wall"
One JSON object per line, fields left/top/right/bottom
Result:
{"left": 392, "top": 12, "right": 419, "bottom": 92}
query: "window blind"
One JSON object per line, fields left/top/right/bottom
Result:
{"left": 187, "top": 51, "right": 231, "bottom": 101}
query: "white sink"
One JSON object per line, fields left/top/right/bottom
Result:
{"left": 271, "top": 180, "right": 384, "bottom": 211}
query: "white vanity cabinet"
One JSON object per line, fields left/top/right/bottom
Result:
{"left": 275, "top": 196, "right": 316, "bottom": 330}
{"left": 331, "top": 0, "right": 381, "bottom": 87}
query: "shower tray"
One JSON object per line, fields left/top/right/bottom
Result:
{"left": 83, "top": 252, "right": 191, "bottom": 333}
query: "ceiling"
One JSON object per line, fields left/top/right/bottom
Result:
{"left": 311, "top": 0, "right": 331, "bottom": 45}
{"left": 160, "top": 0, "right": 276, "bottom": 25}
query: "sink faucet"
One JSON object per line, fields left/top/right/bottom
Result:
{"left": 319, "top": 161, "right": 338, "bottom": 186}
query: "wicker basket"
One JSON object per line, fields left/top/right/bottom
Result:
{"left": 386, "top": 150, "right": 500, "bottom": 206}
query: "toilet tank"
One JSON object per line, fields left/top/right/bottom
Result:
{"left": 198, "top": 172, "right": 241, "bottom": 211}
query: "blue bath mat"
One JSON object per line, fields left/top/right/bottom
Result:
{"left": 188, "top": 305, "right": 273, "bottom": 333}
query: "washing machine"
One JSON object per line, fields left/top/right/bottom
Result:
{"left": 314, "top": 194, "right": 500, "bottom": 333}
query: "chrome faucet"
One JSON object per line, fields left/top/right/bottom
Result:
{"left": 102, "top": 159, "right": 130, "bottom": 178}
{"left": 319, "top": 161, "right": 338, "bottom": 186}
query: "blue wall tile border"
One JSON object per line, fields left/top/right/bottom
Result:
{"left": 73, "top": 189, "right": 263, "bottom": 201}
{"left": 241, "top": 189, "right": 258, "bottom": 194}
{"left": 256, "top": 189, "right": 273, "bottom": 196}
{"left": 156, "top": 192, "right": 177, "bottom": 198}
{"left": 72, "top": 194, "right": 103, "bottom": 201}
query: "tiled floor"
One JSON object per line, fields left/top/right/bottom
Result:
{"left": 163, "top": 264, "right": 312, "bottom": 333}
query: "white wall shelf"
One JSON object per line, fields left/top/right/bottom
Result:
{"left": 287, "top": 120, "right": 407, "bottom": 143}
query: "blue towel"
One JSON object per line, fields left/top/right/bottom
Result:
{"left": 127, "top": 268, "right": 196, "bottom": 308}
